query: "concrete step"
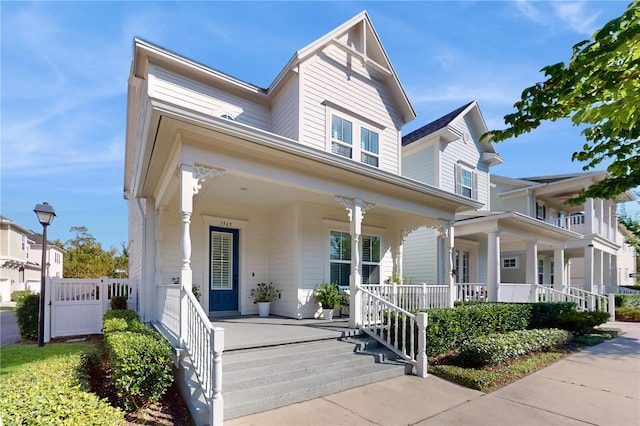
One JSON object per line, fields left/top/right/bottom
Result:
{"left": 223, "top": 336, "right": 411, "bottom": 420}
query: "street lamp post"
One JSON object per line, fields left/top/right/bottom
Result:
{"left": 34, "top": 202, "right": 56, "bottom": 347}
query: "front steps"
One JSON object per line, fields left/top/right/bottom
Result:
{"left": 223, "top": 335, "right": 412, "bottom": 420}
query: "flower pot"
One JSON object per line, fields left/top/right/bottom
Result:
{"left": 322, "top": 306, "right": 334, "bottom": 320}
{"left": 257, "top": 302, "right": 271, "bottom": 318}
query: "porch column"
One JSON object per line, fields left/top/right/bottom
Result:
{"left": 487, "top": 231, "right": 500, "bottom": 302}
{"left": 336, "top": 196, "right": 374, "bottom": 328}
{"left": 585, "top": 198, "right": 594, "bottom": 234}
{"left": 393, "top": 232, "right": 404, "bottom": 283}
{"left": 609, "top": 202, "right": 617, "bottom": 243}
{"left": 442, "top": 221, "right": 455, "bottom": 307}
{"left": 595, "top": 250, "right": 604, "bottom": 294}
{"left": 595, "top": 198, "right": 604, "bottom": 236}
{"left": 611, "top": 254, "right": 619, "bottom": 287}
{"left": 553, "top": 247, "right": 565, "bottom": 292}
{"left": 584, "top": 245, "right": 594, "bottom": 293}
{"left": 179, "top": 165, "right": 194, "bottom": 347}
{"left": 525, "top": 241, "right": 538, "bottom": 285}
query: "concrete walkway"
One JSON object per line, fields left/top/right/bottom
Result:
{"left": 226, "top": 321, "right": 640, "bottom": 426}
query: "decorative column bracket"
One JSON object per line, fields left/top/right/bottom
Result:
{"left": 193, "top": 165, "right": 225, "bottom": 195}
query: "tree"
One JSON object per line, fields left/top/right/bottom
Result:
{"left": 487, "top": 0, "right": 640, "bottom": 204}
{"left": 63, "top": 226, "right": 122, "bottom": 278}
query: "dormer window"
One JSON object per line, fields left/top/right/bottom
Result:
{"left": 331, "top": 115, "right": 353, "bottom": 158}
{"left": 455, "top": 163, "right": 477, "bottom": 199}
{"left": 220, "top": 113, "right": 235, "bottom": 121}
{"left": 360, "top": 128, "right": 379, "bottom": 167}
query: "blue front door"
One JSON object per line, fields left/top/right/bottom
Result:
{"left": 209, "top": 227, "right": 239, "bottom": 312}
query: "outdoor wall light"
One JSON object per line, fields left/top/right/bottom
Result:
{"left": 33, "top": 202, "right": 56, "bottom": 347}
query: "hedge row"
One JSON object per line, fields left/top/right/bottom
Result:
{"left": 614, "top": 294, "right": 640, "bottom": 309}
{"left": 103, "top": 310, "right": 174, "bottom": 410}
{"left": 616, "top": 307, "right": 640, "bottom": 322}
{"left": 418, "top": 302, "right": 576, "bottom": 356}
{"left": 457, "top": 328, "right": 571, "bottom": 367}
{"left": 0, "top": 349, "right": 124, "bottom": 424}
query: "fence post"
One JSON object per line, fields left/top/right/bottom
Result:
{"left": 392, "top": 282, "right": 398, "bottom": 307}
{"left": 416, "top": 312, "right": 428, "bottom": 378}
{"left": 608, "top": 293, "right": 615, "bottom": 322}
{"left": 210, "top": 327, "right": 225, "bottom": 426}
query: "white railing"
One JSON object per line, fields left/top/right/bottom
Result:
{"left": 157, "top": 285, "right": 180, "bottom": 340}
{"left": 563, "top": 286, "right": 612, "bottom": 314}
{"left": 358, "top": 286, "right": 428, "bottom": 378}
{"left": 184, "top": 290, "right": 224, "bottom": 426}
{"left": 455, "top": 283, "right": 488, "bottom": 302}
{"left": 361, "top": 283, "right": 449, "bottom": 310}
{"left": 604, "top": 285, "right": 640, "bottom": 295}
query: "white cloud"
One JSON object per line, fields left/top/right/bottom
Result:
{"left": 552, "top": 2, "right": 601, "bottom": 36}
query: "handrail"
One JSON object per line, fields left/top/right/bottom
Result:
{"left": 184, "top": 289, "right": 224, "bottom": 426}
{"left": 532, "top": 284, "right": 587, "bottom": 309}
{"left": 563, "top": 286, "right": 609, "bottom": 312}
{"left": 361, "top": 283, "right": 449, "bottom": 310}
{"left": 358, "top": 285, "right": 428, "bottom": 378}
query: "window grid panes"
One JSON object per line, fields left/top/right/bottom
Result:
{"left": 331, "top": 115, "right": 353, "bottom": 159}
{"left": 330, "top": 232, "right": 381, "bottom": 286}
{"left": 502, "top": 258, "right": 517, "bottom": 269}
{"left": 360, "top": 128, "right": 379, "bottom": 167}
{"left": 538, "top": 259, "right": 544, "bottom": 284}
{"left": 362, "top": 235, "right": 381, "bottom": 284}
{"left": 461, "top": 168, "right": 473, "bottom": 198}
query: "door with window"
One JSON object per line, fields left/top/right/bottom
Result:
{"left": 209, "top": 227, "right": 239, "bottom": 312}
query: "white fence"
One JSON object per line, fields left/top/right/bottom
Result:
{"left": 49, "top": 277, "right": 137, "bottom": 340}
{"left": 361, "top": 284, "right": 450, "bottom": 310}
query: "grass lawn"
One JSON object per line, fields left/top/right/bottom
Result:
{"left": 0, "top": 341, "right": 95, "bottom": 376}
{"left": 429, "top": 328, "right": 620, "bottom": 393}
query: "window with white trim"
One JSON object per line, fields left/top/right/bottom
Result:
{"left": 455, "top": 163, "right": 477, "bottom": 199}
{"left": 330, "top": 113, "right": 380, "bottom": 167}
{"left": 21, "top": 235, "right": 27, "bottom": 251}
{"left": 502, "top": 257, "right": 518, "bottom": 269}
{"left": 550, "top": 260, "right": 555, "bottom": 285}
{"left": 538, "top": 258, "right": 544, "bottom": 284}
{"left": 454, "top": 249, "right": 471, "bottom": 283}
{"left": 536, "top": 202, "right": 546, "bottom": 220}
{"left": 330, "top": 231, "right": 381, "bottom": 286}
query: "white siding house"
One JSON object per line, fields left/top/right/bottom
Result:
{"left": 124, "top": 12, "right": 481, "bottom": 326}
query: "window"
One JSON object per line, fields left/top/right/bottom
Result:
{"left": 455, "top": 164, "right": 477, "bottom": 199}
{"left": 536, "top": 202, "right": 546, "bottom": 220}
{"left": 360, "top": 127, "right": 379, "bottom": 167}
{"left": 21, "top": 235, "right": 26, "bottom": 251}
{"left": 502, "top": 258, "right": 518, "bottom": 269}
{"left": 331, "top": 115, "right": 353, "bottom": 158}
{"left": 330, "top": 231, "right": 381, "bottom": 286}
{"left": 454, "top": 249, "right": 471, "bottom": 283}
{"left": 538, "top": 259, "right": 544, "bottom": 284}
{"left": 211, "top": 231, "right": 233, "bottom": 290}
{"left": 54, "top": 252, "right": 61, "bottom": 264}
{"left": 220, "top": 113, "right": 235, "bottom": 121}
{"left": 330, "top": 113, "right": 381, "bottom": 167}
{"left": 550, "top": 261, "right": 554, "bottom": 285}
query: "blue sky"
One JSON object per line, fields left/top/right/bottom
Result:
{"left": 1, "top": 0, "right": 636, "bottom": 251}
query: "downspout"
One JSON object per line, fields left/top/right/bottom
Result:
{"left": 136, "top": 197, "right": 147, "bottom": 323}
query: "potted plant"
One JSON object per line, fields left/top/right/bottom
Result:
{"left": 314, "top": 282, "right": 343, "bottom": 320}
{"left": 250, "top": 282, "right": 280, "bottom": 317}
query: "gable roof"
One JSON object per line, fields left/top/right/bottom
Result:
{"left": 270, "top": 11, "right": 416, "bottom": 124}
{"left": 402, "top": 101, "right": 473, "bottom": 146}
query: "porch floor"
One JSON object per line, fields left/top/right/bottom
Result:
{"left": 210, "top": 316, "right": 359, "bottom": 351}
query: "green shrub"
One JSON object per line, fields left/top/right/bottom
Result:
{"left": 0, "top": 348, "right": 125, "bottom": 424}
{"left": 615, "top": 307, "right": 640, "bottom": 322}
{"left": 528, "top": 302, "right": 577, "bottom": 328}
{"left": 614, "top": 294, "right": 640, "bottom": 309}
{"left": 16, "top": 294, "right": 41, "bottom": 340}
{"left": 552, "top": 310, "right": 610, "bottom": 334}
{"left": 105, "top": 331, "right": 174, "bottom": 410}
{"left": 103, "top": 310, "right": 173, "bottom": 410}
{"left": 11, "top": 290, "right": 31, "bottom": 302}
{"left": 457, "top": 328, "right": 571, "bottom": 367}
{"left": 110, "top": 295, "right": 128, "bottom": 310}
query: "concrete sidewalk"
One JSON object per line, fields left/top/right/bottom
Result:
{"left": 226, "top": 322, "right": 640, "bottom": 426}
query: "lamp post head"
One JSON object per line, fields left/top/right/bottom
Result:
{"left": 34, "top": 202, "right": 56, "bottom": 227}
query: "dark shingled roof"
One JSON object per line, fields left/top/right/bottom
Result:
{"left": 402, "top": 101, "right": 474, "bottom": 146}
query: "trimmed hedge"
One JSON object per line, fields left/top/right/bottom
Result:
{"left": 551, "top": 310, "right": 610, "bottom": 334}
{"left": 457, "top": 328, "right": 571, "bottom": 367}
{"left": 11, "top": 290, "right": 32, "bottom": 302}
{"left": 615, "top": 294, "right": 640, "bottom": 309}
{"left": 16, "top": 293, "right": 40, "bottom": 340}
{"left": 0, "top": 349, "right": 124, "bottom": 424}
{"left": 615, "top": 307, "right": 640, "bottom": 322}
{"left": 103, "top": 309, "right": 174, "bottom": 410}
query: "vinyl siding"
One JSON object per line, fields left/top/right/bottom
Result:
{"left": 402, "top": 144, "right": 436, "bottom": 186}
{"left": 148, "top": 65, "right": 270, "bottom": 131}
{"left": 298, "top": 45, "right": 402, "bottom": 174}
{"left": 127, "top": 197, "right": 144, "bottom": 286}
{"left": 268, "top": 204, "right": 298, "bottom": 318}
{"left": 270, "top": 76, "right": 299, "bottom": 140}
{"left": 491, "top": 181, "right": 530, "bottom": 215}
{"left": 402, "top": 227, "right": 438, "bottom": 283}
{"left": 500, "top": 251, "right": 526, "bottom": 283}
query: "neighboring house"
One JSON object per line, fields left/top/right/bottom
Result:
{"left": 0, "top": 216, "right": 64, "bottom": 301}
{"left": 616, "top": 224, "right": 638, "bottom": 287}
{"left": 124, "top": 12, "right": 481, "bottom": 325}
{"left": 401, "top": 103, "right": 636, "bottom": 300}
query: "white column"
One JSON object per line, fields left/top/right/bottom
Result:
{"left": 487, "top": 231, "right": 500, "bottom": 302}
{"left": 611, "top": 254, "right": 619, "bottom": 287}
{"left": 553, "top": 248, "right": 565, "bottom": 292}
{"left": 336, "top": 196, "right": 374, "bottom": 328}
{"left": 179, "top": 166, "right": 194, "bottom": 347}
{"left": 595, "top": 249, "right": 603, "bottom": 294}
{"left": 393, "top": 233, "right": 403, "bottom": 282}
{"left": 443, "top": 221, "right": 455, "bottom": 307}
{"left": 584, "top": 245, "right": 594, "bottom": 293}
{"left": 609, "top": 201, "right": 617, "bottom": 242}
{"left": 525, "top": 241, "right": 538, "bottom": 285}
{"left": 585, "top": 198, "right": 594, "bottom": 234}
{"left": 596, "top": 198, "right": 604, "bottom": 236}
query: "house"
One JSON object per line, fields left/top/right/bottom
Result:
{"left": 123, "top": 11, "right": 481, "bottom": 329}
{"left": 0, "top": 216, "right": 64, "bottom": 301}
{"left": 401, "top": 103, "right": 636, "bottom": 300}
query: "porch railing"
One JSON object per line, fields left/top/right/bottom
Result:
{"left": 184, "top": 289, "right": 224, "bottom": 426}
{"left": 604, "top": 285, "right": 640, "bottom": 295}
{"left": 358, "top": 285, "right": 428, "bottom": 378}
{"left": 563, "top": 286, "right": 613, "bottom": 315}
{"left": 455, "top": 283, "right": 487, "bottom": 302}
{"left": 361, "top": 283, "right": 449, "bottom": 310}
